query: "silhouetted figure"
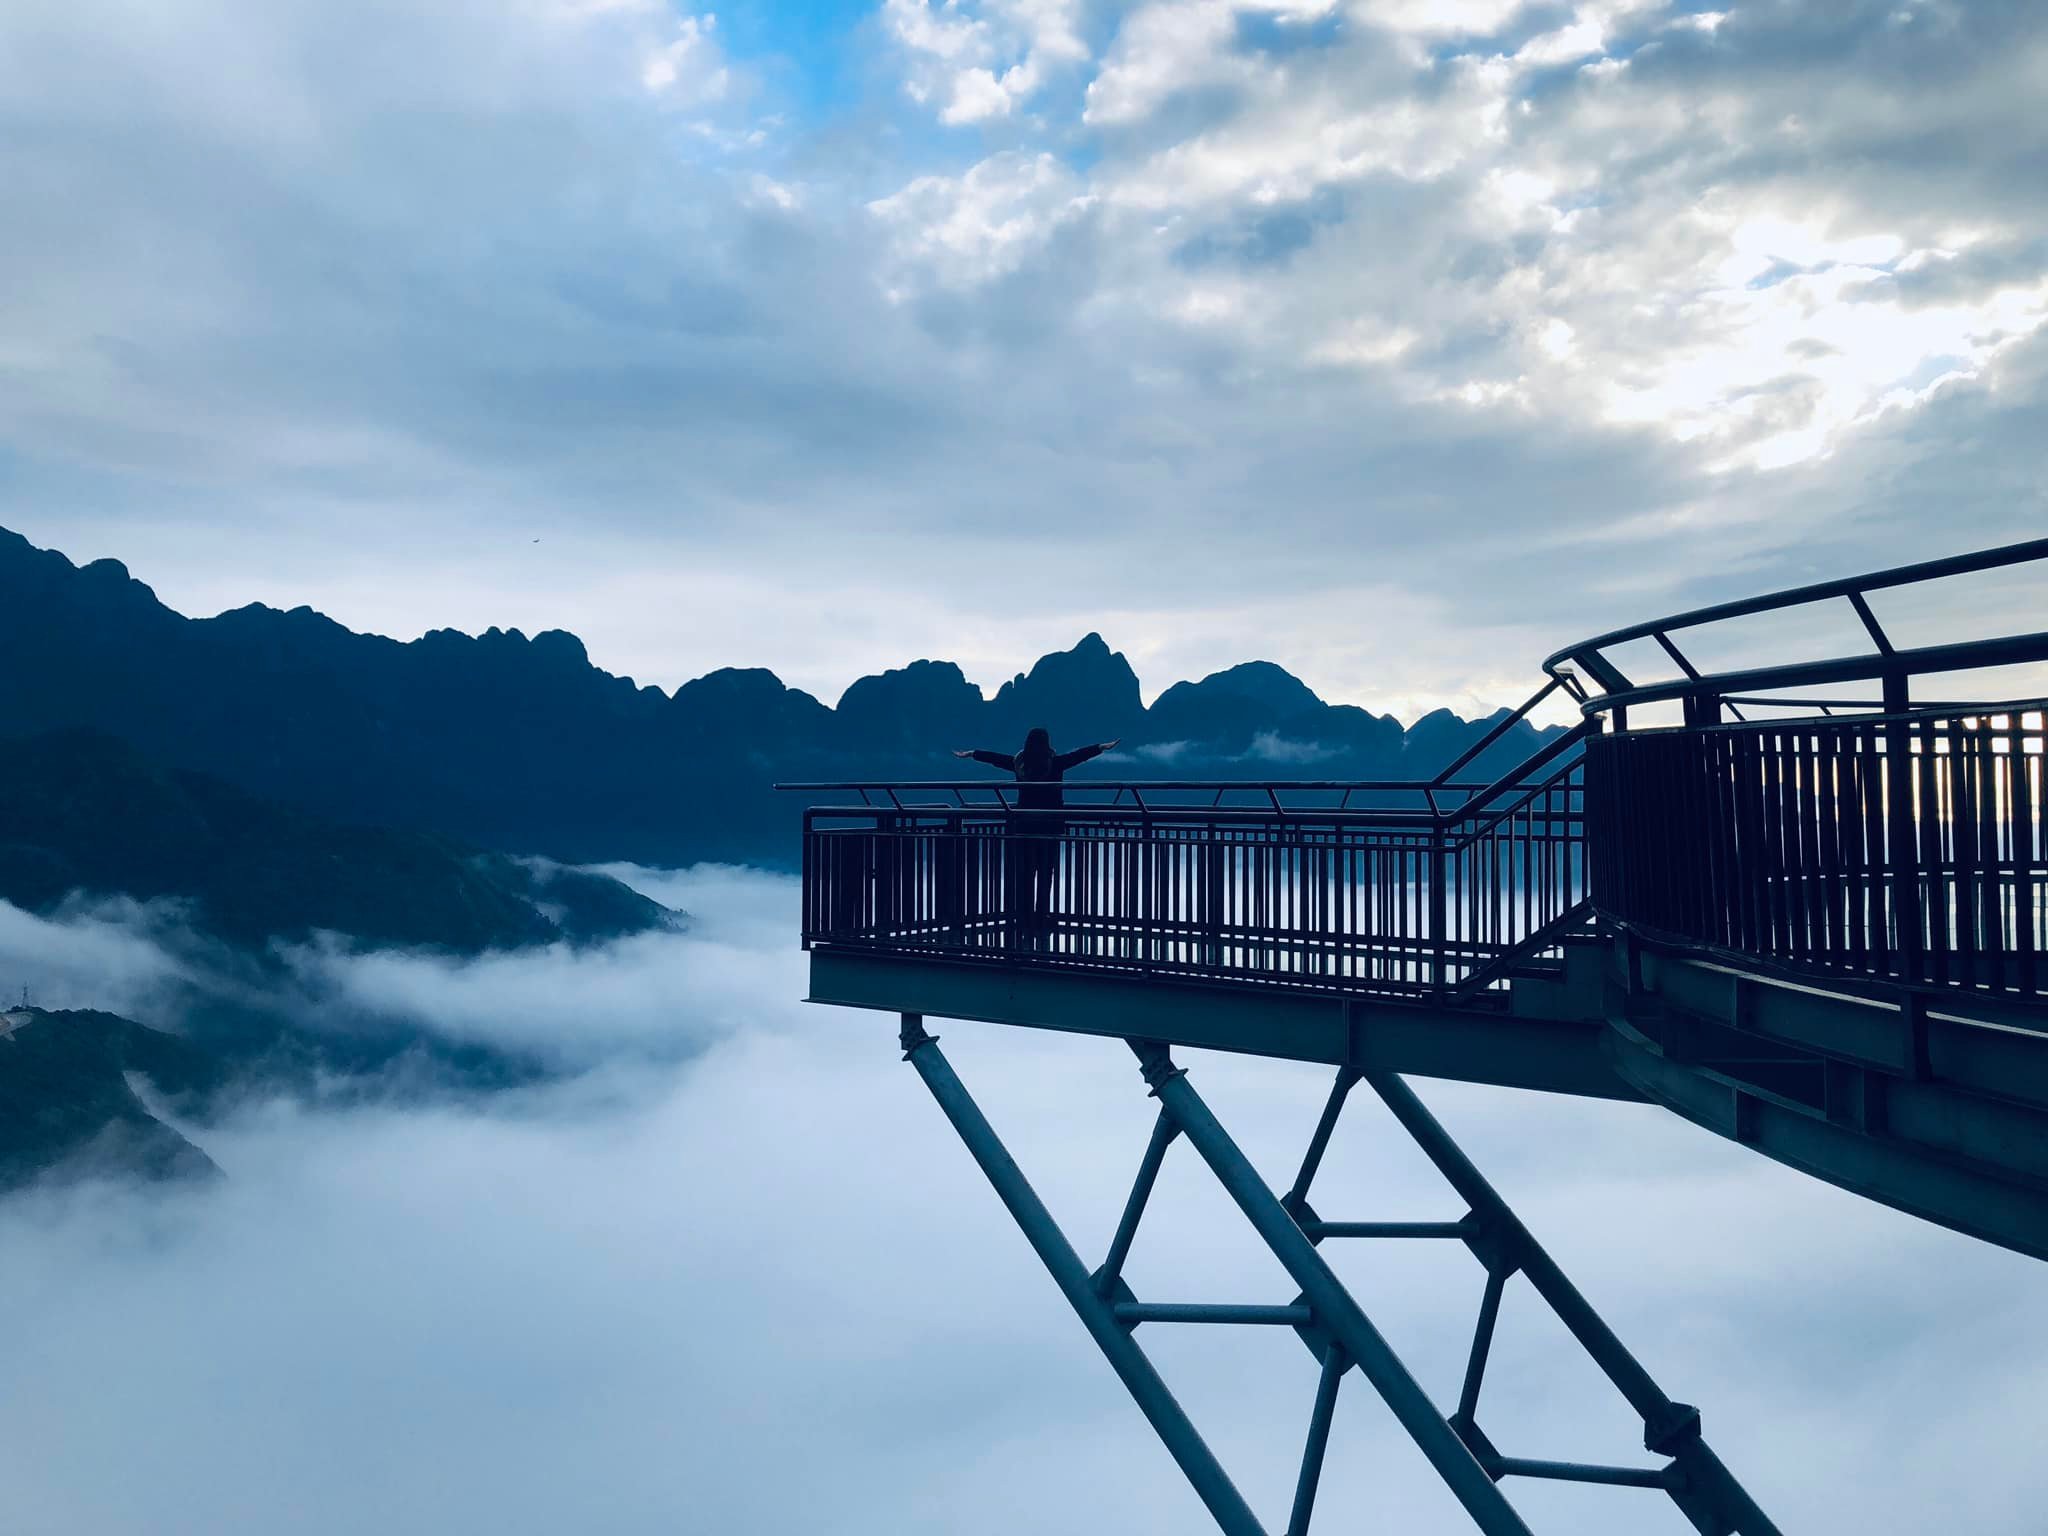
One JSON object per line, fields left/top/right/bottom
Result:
{"left": 955, "top": 728, "right": 1120, "bottom": 945}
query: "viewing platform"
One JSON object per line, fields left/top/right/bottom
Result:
{"left": 783, "top": 537, "right": 2048, "bottom": 1536}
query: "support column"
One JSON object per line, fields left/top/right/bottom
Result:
{"left": 1131, "top": 1040, "right": 1534, "bottom": 1536}
{"left": 1363, "top": 1070, "right": 1782, "bottom": 1536}
{"left": 897, "top": 1016, "right": 1269, "bottom": 1536}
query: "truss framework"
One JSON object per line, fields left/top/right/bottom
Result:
{"left": 896, "top": 1013, "right": 1782, "bottom": 1536}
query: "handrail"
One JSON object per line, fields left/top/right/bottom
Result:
{"left": 1426, "top": 676, "right": 1570, "bottom": 788}
{"left": 1545, "top": 535, "right": 2048, "bottom": 675}
{"left": 1573, "top": 630, "right": 2048, "bottom": 719}
{"left": 787, "top": 747, "right": 1589, "bottom": 833}
{"left": 798, "top": 748, "right": 1589, "bottom": 998}
{"left": 804, "top": 804, "right": 1448, "bottom": 828}
{"left": 1601, "top": 696, "right": 2048, "bottom": 741}
{"left": 1543, "top": 536, "right": 2048, "bottom": 721}
{"left": 777, "top": 778, "right": 1526, "bottom": 793}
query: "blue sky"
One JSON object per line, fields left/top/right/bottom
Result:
{"left": 3, "top": 0, "right": 2045, "bottom": 718}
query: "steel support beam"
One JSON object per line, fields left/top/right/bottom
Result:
{"left": 896, "top": 1015, "right": 1784, "bottom": 1536}
{"left": 1129, "top": 1040, "right": 1535, "bottom": 1536}
{"left": 1362, "top": 1070, "right": 1783, "bottom": 1536}
{"left": 895, "top": 1015, "right": 1269, "bottom": 1536}
{"left": 1286, "top": 1345, "right": 1347, "bottom": 1536}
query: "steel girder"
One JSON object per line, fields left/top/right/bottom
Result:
{"left": 896, "top": 1013, "right": 1780, "bottom": 1536}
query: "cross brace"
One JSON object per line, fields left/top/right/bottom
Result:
{"left": 896, "top": 1013, "right": 1782, "bottom": 1536}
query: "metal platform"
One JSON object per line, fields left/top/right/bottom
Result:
{"left": 782, "top": 537, "right": 2048, "bottom": 1535}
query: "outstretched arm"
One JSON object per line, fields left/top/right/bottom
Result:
{"left": 955, "top": 749, "right": 1016, "bottom": 770}
{"left": 1053, "top": 738, "right": 1119, "bottom": 771}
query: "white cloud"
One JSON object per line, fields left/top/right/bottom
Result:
{"left": 885, "top": 0, "right": 1088, "bottom": 124}
{"left": 868, "top": 150, "right": 1094, "bottom": 287}
{"left": 281, "top": 866, "right": 779, "bottom": 1068}
{"left": 0, "top": 896, "right": 202, "bottom": 1023}
{"left": 638, "top": 13, "right": 729, "bottom": 102}
{"left": 3, "top": 866, "right": 2047, "bottom": 1532}
{"left": 1083, "top": 0, "right": 1252, "bottom": 126}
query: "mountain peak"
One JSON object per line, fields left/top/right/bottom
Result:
{"left": 836, "top": 659, "right": 983, "bottom": 748}
{"left": 990, "top": 634, "right": 1144, "bottom": 744}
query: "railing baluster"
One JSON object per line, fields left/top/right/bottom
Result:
{"left": 2016, "top": 719, "right": 2039, "bottom": 995}
{"left": 794, "top": 697, "right": 2044, "bottom": 1010}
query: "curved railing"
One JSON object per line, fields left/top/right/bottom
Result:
{"left": 1552, "top": 538, "right": 2048, "bottom": 1003}
{"left": 1543, "top": 536, "right": 2048, "bottom": 722}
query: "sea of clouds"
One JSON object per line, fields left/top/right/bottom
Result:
{"left": 0, "top": 865, "right": 2043, "bottom": 1534}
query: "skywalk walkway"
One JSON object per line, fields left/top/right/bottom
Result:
{"left": 783, "top": 536, "right": 2048, "bottom": 1536}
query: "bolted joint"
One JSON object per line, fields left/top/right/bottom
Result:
{"left": 1287, "top": 1291, "right": 1339, "bottom": 1367}
{"left": 898, "top": 1013, "right": 936, "bottom": 1059}
{"left": 1281, "top": 1193, "right": 1322, "bottom": 1239}
{"left": 1090, "top": 1268, "right": 1141, "bottom": 1324}
{"left": 1448, "top": 1412, "right": 1504, "bottom": 1481}
{"left": 1643, "top": 1400, "right": 1703, "bottom": 1457}
{"left": 1457, "top": 1210, "right": 1524, "bottom": 1280}
{"left": 1133, "top": 1040, "right": 1187, "bottom": 1097}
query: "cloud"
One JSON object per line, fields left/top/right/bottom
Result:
{"left": 0, "top": 895, "right": 208, "bottom": 1023}
{"left": 884, "top": 0, "right": 1088, "bottom": 123}
{"left": 868, "top": 150, "right": 1094, "bottom": 287}
{"left": 2, "top": 0, "right": 2046, "bottom": 727}
{"left": 2, "top": 864, "right": 2047, "bottom": 1532}
{"left": 282, "top": 865, "right": 773, "bottom": 1067}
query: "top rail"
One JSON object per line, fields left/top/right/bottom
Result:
{"left": 776, "top": 777, "right": 1534, "bottom": 794}
{"left": 1543, "top": 537, "right": 2048, "bottom": 719}
{"left": 779, "top": 696, "right": 1595, "bottom": 817}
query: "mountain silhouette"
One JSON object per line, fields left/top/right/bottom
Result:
{"left": 986, "top": 633, "right": 1148, "bottom": 746}
{"left": 0, "top": 1008, "right": 223, "bottom": 1193}
{"left": 0, "top": 729, "right": 678, "bottom": 953}
{"left": 0, "top": 527, "right": 1561, "bottom": 866}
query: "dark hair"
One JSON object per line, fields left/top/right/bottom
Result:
{"left": 1019, "top": 726, "right": 1053, "bottom": 766}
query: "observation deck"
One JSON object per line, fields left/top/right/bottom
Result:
{"left": 783, "top": 537, "right": 2048, "bottom": 1536}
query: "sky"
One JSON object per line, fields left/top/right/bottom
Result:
{"left": 1, "top": 864, "right": 2045, "bottom": 1535}
{"left": 1, "top": 0, "right": 2044, "bottom": 718}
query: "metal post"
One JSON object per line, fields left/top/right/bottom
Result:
{"left": 1285, "top": 1344, "right": 1347, "bottom": 1536}
{"left": 1455, "top": 1267, "right": 1509, "bottom": 1425}
{"left": 1882, "top": 668, "right": 1925, "bottom": 980}
{"left": 1362, "top": 1070, "right": 1782, "bottom": 1536}
{"left": 1130, "top": 1041, "right": 1534, "bottom": 1536}
{"left": 1430, "top": 823, "right": 1450, "bottom": 994}
{"left": 1284, "top": 1066, "right": 1359, "bottom": 1213}
{"left": 1098, "top": 1110, "right": 1177, "bottom": 1294}
{"left": 897, "top": 1017, "right": 1268, "bottom": 1536}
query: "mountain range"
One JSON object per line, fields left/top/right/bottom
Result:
{"left": 0, "top": 728, "right": 675, "bottom": 954}
{"left": 0, "top": 523, "right": 1564, "bottom": 1193}
{"left": 0, "top": 527, "right": 1559, "bottom": 867}
{"left": 0, "top": 1008, "right": 223, "bottom": 1192}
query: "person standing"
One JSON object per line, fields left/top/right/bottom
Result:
{"left": 955, "top": 728, "right": 1120, "bottom": 943}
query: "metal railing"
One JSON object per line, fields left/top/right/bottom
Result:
{"left": 790, "top": 538, "right": 2048, "bottom": 1011}
{"left": 795, "top": 739, "right": 1590, "bottom": 999}
{"left": 1552, "top": 536, "right": 2048, "bottom": 1004}
{"left": 1543, "top": 535, "right": 2048, "bottom": 722}
{"left": 1590, "top": 704, "right": 2048, "bottom": 998}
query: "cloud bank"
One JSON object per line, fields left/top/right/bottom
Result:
{"left": 1, "top": 864, "right": 2044, "bottom": 1533}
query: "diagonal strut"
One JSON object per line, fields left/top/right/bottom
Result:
{"left": 895, "top": 1014, "right": 1782, "bottom": 1535}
